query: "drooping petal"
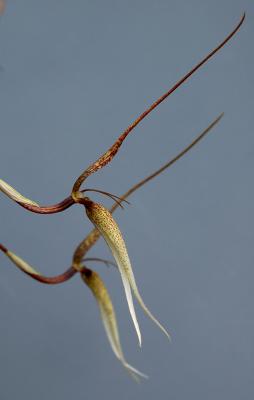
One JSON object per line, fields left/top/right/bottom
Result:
{"left": 0, "top": 179, "right": 39, "bottom": 206}
{"left": 124, "top": 261, "right": 171, "bottom": 340}
{"left": 81, "top": 269, "right": 147, "bottom": 381}
{"left": 84, "top": 200, "right": 170, "bottom": 343}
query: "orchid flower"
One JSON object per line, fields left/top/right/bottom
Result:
{"left": 0, "top": 243, "right": 147, "bottom": 379}
{"left": 81, "top": 268, "right": 148, "bottom": 381}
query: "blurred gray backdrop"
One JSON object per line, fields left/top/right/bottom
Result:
{"left": 0, "top": 1, "right": 253, "bottom": 399}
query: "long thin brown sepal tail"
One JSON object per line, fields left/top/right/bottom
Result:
{"left": 71, "top": 15, "right": 244, "bottom": 198}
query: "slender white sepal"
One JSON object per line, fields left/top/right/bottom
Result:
{"left": 126, "top": 265, "right": 171, "bottom": 340}
{"left": 81, "top": 270, "right": 147, "bottom": 381}
{"left": 0, "top": 179, "right": 39, "bottom": 206}
{"left": 118, "top": 266, "right": 142, "bottom": 347}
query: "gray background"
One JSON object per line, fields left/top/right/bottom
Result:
{"left": 0, "top": 1, "right": 253, "bottom": 399}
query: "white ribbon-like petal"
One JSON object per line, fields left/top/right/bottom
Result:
{"left": 81, "top": 269, "right": 147, "bottom": 381}
{"left": 85, "top": 200, "right": 170, "bottom": 344}
{"left": 0, "top": 179, "right": 39, "bottom": 206}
